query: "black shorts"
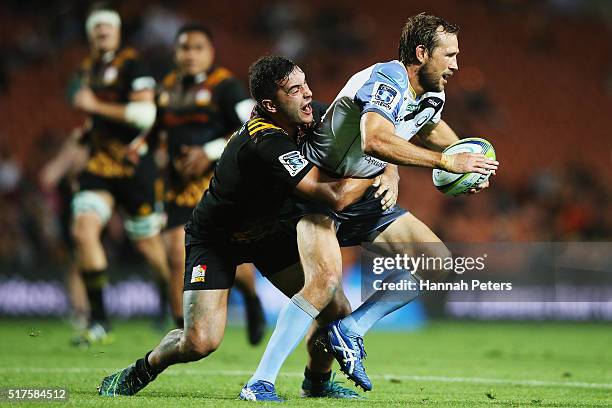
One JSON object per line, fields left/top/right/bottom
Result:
{"left": 183, "top": 227, "right": 300, "bottom": 291}
{"left": 77, "top": 153, "right": 157, "bottom": 217}
{"left": 291, "top": 186, "right": 407, "bottom": 247}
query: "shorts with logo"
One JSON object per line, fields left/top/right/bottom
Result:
{"left": 183, "top": 225, "right": 300, "bottom": 291}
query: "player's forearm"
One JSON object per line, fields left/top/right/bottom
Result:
{"left": 363, "top": 130, "right": 444, "bottom": 169}
{"left": 40, "top": 137, "right": 84, "bottom": 187}
{"left": 90, "top": 100, "right": 157, "bottom": 131}
{"left": 329, "top": 178, "right": 372, "bottom": 211}
{"left": 90, "top": 101, "right": 128, "bottom": 123}
{"left": 295, "top": 167, "right": 371, "bottom": 212}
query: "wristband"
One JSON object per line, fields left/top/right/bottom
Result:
{"left": 440, "top": 153, "right": 455, "bottom": 170}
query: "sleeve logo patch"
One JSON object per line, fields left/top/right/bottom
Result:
{"left": 278, "top": 151, "right": 309, "bottom": 177}
{"left": 371, "top": 82, "right": 399, "bottom": 110}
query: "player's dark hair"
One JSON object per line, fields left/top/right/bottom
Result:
{"left": 249, "top": 56, "right": 296, "bottom": 109}
{"left": 399, "top": 13, "right": 459, "bottom": 66}
{"left": 175, "top": 23, "right": 213, "bottom": 42}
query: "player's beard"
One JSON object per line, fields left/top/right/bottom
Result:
{"left": 418, "top": 60, "right": 443, "bottom": 93}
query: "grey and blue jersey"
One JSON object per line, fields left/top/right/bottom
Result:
{"left": 303, "top": 60, "right": 445, "bottom": 177}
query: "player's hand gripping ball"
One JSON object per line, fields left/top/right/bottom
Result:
{"left": 433, "top": 138, "right": 496, "bottom": 196}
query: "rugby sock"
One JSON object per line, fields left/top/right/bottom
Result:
{"left": 304, "top": 366, "right": 331, "bottom": 383}
{"left": 135, "top": 351, "right": 160, "bottom": 382}
{"left": 340, "top": 270, "right": 420, "bottom": 337}
{"left": 81, "top": 269, "right": 109, "bottom": 326}
{"left": 247, "top": 294, "right": 319, "bottom": 386}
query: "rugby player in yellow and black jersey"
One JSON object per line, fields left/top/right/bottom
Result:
{"left": 69, "top": 8, "right": 171, "bottom": 346}
{"left": 154, "top": 23, "right": 264, "bottom": 342}
{"left": 98, "top": 56, "right": 372, "bottom": 399}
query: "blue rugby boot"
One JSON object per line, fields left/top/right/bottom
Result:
{"left": 239, "top": 380, "right": 283, "bottom": 402}
{"left": 325, "top": 320, "right": 372, "bottom": 391}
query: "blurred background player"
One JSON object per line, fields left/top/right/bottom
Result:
{"left": 154, "top": 23, "right": 265, "bottom": 342}
{"left": 39, "top": 126, "right": 91, "bottom": 329}
{"left": 69, "top": 7, "right": 172, "bottom": 346}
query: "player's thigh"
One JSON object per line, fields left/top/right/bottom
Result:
{"left": 183, "top": 289, "right": 229, "bottom": 347}
{"left": 73, "top": 169, "right": 116, "bottom": 226}
{"left": 374, "top": 212, "right": 442, "bottom": 247}
{"left": 297, "top": 214, "right": 342, "bottom": 287}
{"left": 374, "top": 212, "right": 452, "bottom": 278}
{"left": 71, "top": 189, "right": 114, "bottom": 239}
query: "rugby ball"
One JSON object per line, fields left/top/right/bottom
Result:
{"left": 432, "top": 138, "right": 496, "bottom": 196}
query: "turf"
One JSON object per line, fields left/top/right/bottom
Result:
{"left": 0, "top": 319, "right": 610, "bottom": 407}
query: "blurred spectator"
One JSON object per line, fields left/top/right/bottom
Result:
{"left": 0, "top": 146, "right": 21, "bottom": 194}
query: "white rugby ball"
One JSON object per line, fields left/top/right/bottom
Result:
{"left": 432, "top": 138, "right": 496, "bottom": 196}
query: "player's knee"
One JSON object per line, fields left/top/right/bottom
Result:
{"left": 180, "top": 330, "right": 220, "bottom": 361}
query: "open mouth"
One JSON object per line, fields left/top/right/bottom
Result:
{"left": 442, "top": 73, "right": 452, "bottom": 82}
{"left": 301, "top": 103, "right": 312, "bottom": 115}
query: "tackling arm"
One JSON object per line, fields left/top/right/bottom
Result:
{"left": 294, "top": 167, "right": 372, "bottom": 212}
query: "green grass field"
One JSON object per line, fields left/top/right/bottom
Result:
{"left": 0, "top": 319, "right": 611, "bottom": 407}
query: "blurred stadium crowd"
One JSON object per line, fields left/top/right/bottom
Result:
{"left": 0, "top": 0, "right": 610, "bottom": 271}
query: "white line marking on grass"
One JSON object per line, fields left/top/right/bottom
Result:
{"left": 1, "top": 367, "right": 611, "bottom": 390}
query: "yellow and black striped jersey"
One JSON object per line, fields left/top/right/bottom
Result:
{"left": 186, "top": 113, "right": 313, "bottom": 241}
